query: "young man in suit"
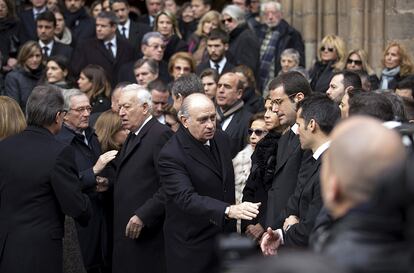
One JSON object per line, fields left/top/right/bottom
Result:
{"left": 196, "top": 28, "right": 235, "bottom": 76}
{"left": 0, "top": 85, "right": 91, "bottom": 273}
{"left": 138, "top": 0, "right": 163, "bottom": 27}
{"left": 260, "top": 94, "right": 341, "bottom": 253}
{"left": 265, "top": 71, "right": 313, "bottom": 229}
{"left": 158, "top": 93, "right": 260, "bottom": 273}
{"left": 18, "top": 0, "right": 47, "bottom": 43}
{"left": 71, "top": 11, "right": 135, "bottom": 87}
{"left": 112, "top": 84, "right": 172, "bottom": 273}
{"left": 36, "top": 11, "right": 73, "bottom": 60}
{"left": 111, "top": 0, "right": 151, "bottom": 55}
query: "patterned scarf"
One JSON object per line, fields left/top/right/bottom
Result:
{"left": 259, "top": 26, "right": 280, "bottom": 88}
{"left": 380, "top": 66, "right": 400, "bottom": 90}
{"left": 216, "top": 100, "right": 244, "bottom": 123}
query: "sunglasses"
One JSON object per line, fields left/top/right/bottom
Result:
{"left": 320, "top": 46, "right": 335, "bottom": 52}
{"left": 248, "top": 128, "right": 268, "bottom": 137}
{"left": 221, "top": 17, "right": 233, "bottom": 24}
{"left": 347, "top": 59, "right": 362, "bottom": 65}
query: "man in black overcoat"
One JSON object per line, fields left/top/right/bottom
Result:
{"left": 112, "top": 84, "right": 172, "bottom": 273}
{"left": 0, "top": 85, "right": 91, "bottom": 273}
{"left": 158, "top": 93, "right": 260, "bottom": 273}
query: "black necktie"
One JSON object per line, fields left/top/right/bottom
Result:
{"left": 106, "top": 42, "right": 115, "bottom": 59}
{"left": 43, "top": 46, "right": 49, "bottom": 57}
{"left": 121, "top": 26, "right": 127, "bottom": 38}
{"left": 214, "top": 63, "right": 220, "bottom": 73}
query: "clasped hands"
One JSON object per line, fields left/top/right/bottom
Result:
{"left": 227, "top": 202, "right": 261, "bottom": 220}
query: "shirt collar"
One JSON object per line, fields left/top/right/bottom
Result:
{"left": 105, "top": 36, "right": 117, "bottom": 46}
{"left": 39, "top": 40, "right": 54, "bottom": 48}
{"left": 291, "top": 123, "right": 299, "bottom": 135}
{"left": 133, "top": 115, "right": 152, "bottom": 136}
{"left": 209, "top": 56, "right": 227, "bottom": 69}
{"left": 313, "top": 141, "right": 330, "bottom": 160}
{"left": 119, "top": 19, "right": 130, "bottom": 30}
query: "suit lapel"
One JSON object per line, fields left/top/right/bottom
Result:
{"left": 275, "top": 130, "right": 300, "bottom": 173}
{"left": 179, "top": 128, "right": 223, "bottom": 179}
{"left": 98, "top": 41, "right": 115, "bottom": 63}
{"left": 119, "top": 118, "right": 156, "bottom": 166}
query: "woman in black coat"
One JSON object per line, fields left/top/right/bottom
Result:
{"left": 309, "top": 34, "right": 346, "bottom": 93}
{"left": 242, "top": 98, "right": 286, "bottom": 242}
{"left": 154, "top": 10, "right": 188, "bottom": 62}
{"left": 4, "top": 41, "right": 44, "bottom": 112}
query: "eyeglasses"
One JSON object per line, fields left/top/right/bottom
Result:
{"left": 221, "top": 17, "right": 233, "bottom": 24}
{"left": 248, "top": 128, "right": 268, "bottom": 137}
{"left": 320, "top": 46, "right": 335, "bottom": 52}
{"left": 347, "top": 59, "right": 362, "bottom": 65}
{"left": 70, "top": 106, "right": 92, "bottom": 113}
{"left": 271, "top": 93, "right": 297, "bottom": 106}
{"left": 147, "top": 44, "right": 166, "bottom": 50}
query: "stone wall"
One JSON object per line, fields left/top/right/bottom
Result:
{"left": 279, "top": 0, "right": 414, "bottom": 75}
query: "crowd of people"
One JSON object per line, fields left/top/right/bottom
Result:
{"left": 0, "top": 0, "right": 414, "bottom": 273}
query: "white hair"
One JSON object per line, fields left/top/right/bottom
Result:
{"left": 260, "top": 1, "right": 282, "bottom": 15}
{"left": 222, "top": 4, "right": 245, "bottom": 25}
{"left": 122, "top": 84, "right": 153, "bottom": 111}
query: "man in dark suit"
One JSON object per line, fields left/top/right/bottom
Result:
{"left": 196, "top": 28, "right": 235, "bottom": 76}
{"left": 56, "top": 89, "right": 116, "bottom": 272}
{"left": 260, "top": 94, "right": 340, "bottom": 254}
{"left": 0, "top": 85, "right": 91, "bottom": 273}
{"left": 71, "top": 11, "right": 135, "bottom": 87}
{"left": 216, "top": 72, "right": 252, "bottom": 158}
{"left": 36, "top": 11, "right": 73, "bottom": 60}
{"left": 112, "top": 84, "right": 172, "bottom": 273}
{"left": 63, "top": 0, "right": 95, "bottom": 42}
{"left": 138, "top": 0, "right": 163, "bottom": 27}
{"left": 158, "top": 93, "right": 260, "bottom": 273}
{"left": 18, "top": 0, "right": 47, "bottom": 44}
{"left": 265, "top": 72, "right": 313, "bottom": 229}
{"left": 111, "top": 0, "right": 151, "bottom": 56}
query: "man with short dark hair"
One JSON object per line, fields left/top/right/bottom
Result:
{"left": 63, "top": 0, "right": 95, "bottom": 41}
{"left": 265, "top": 71, "right": 313, "bottom": 229}
{"left": 138, "top": 0, "right": 163, "bottom": 27}
{"left": 191, "top": 0, "right": 211, "bottom": 21}
{"left": 18, "top": 0, "right": 47, "bottom": 43}
{"left": 158, "top": 93, "right": 260, "bottom": 273}
{"left": 348, "top": 91, "right": 394, "bottom": 121}
{"left": 326, "top": 70, "right": 362, "bottom": 103}
{"left": 171, "top": 73, "right": 204, "bottom": 110}
{"left": 148, "top": 79, "right": 170, "bottom": 124}
{"left": 196, "top": 29, "right": 235, "bottom": 76}
{"left": 200, "top": 68, "right": 219, "bottom": 100}
{"left": 0, "top": 85, "right": 91, "bottom": 273}
{"left": 260, "top": 94, "right": 340, "bottom": 253}
{"left": 36, "top": 11, "right": 72, "bottom": 59}
{"left": 111, "top": 0, "right": 151, "bottom": 53}
{"left": 71, "top": 11, "right": 135, "bottom": 87}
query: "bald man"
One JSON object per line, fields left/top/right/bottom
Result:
{"left": 158, "top": 93, "right": 260, "bottom": 273}
{"left": 317, "top": 117, "right": 408, "bottom": 272}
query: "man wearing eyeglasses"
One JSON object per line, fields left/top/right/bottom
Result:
{"left": 56, "top": 89, "right": 117, "bottom": 273}
{"left": 265, "top": 71, "right": 313, "bottom": 230}
{"left": 326, "top": 70, "right": 362, "bottom": 104}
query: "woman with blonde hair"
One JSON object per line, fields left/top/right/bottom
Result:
{"left": 154, "top": 10, "right": 188, "bottom": 61}
{"left": 379, "top": 41, "right": 414, "bottom": 90}
{"left": 0, "top": 96, "right": 26, "bottom": 141}
{"left": 168, "top": 52, "right": 196, "bottom": 81}
{"left": 4, "top": 41, "right": 44, "bottom": 112}
{"left": 309, "top": 34, "right": 346, "bottom": 92}
{"left": 94, "top": 110, "right": 129, "bottom": 152}
{"left": 187, "top": 10, "right": 223, "bottom": 65}
{"left": 77, "top": 64, "right": 111, "bottom": 113}
{"left": 341, "top": 48, "right": 379, "bottom": 90}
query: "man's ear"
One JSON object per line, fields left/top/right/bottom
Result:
{"left": 142, "top": 102, "right": 150, "bottom": 115}
{"left": 179, "top": 114, "right": 189, "bottom": 128}
{"left": 294, "top": 92, "right": 304, "bottom": 103}
{"left": 308, "top": 119, "right": 316, "bottom": 132}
